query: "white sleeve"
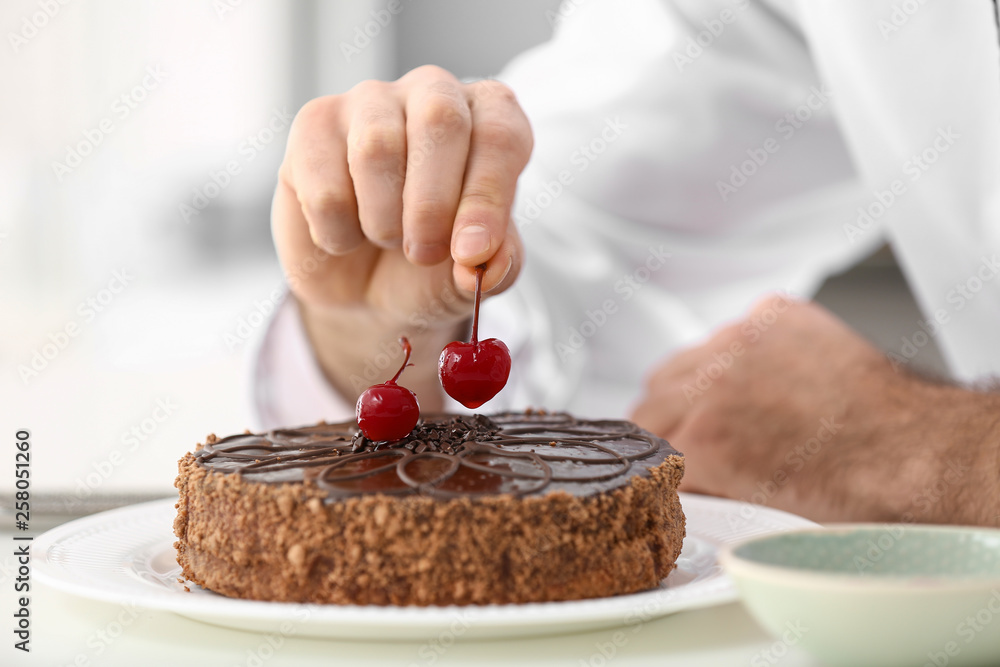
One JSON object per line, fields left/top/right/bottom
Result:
{"left": 249, "top": 294, "right": 355, "bottom": 431}
{"left": 796, "top": 0, "right": 1000, "bottom": 381}
{"left": 255, "top": 0, "right": 1000, "bottom": 427}
{"left": 486, "top": 0, "right": 881, "bottom": 417}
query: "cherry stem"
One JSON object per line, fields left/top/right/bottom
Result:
{"left": 471, "top": 263, "right": 486, "bottom": 346}
{"left": 388, "top": 337, "right": 412, "bottom": 385}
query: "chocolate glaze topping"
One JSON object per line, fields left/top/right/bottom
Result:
{"left": 194, "top": 411, "right": 678, "bottom": 499}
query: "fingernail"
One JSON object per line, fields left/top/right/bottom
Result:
{"left": 453, "top": 225, "right": 491, "bottom": 261}
{"left": 487, "top": 256, "right": 514, "bottom": 292}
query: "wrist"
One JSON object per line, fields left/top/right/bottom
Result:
{"left": 298, "top": 298, "right": 466, "bottom": 413}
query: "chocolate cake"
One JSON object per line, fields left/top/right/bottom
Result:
{"left": 173, "top": 411, "right": 685, "bottom": 606}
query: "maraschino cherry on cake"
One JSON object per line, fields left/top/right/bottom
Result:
{"left": 174, "top": 266, "right": 686, "bottom": 606}
{"left": 355, "top": 337, "right": 420, "bottom": 442}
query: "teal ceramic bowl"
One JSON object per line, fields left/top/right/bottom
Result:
{"left": 719, "top": 524, "right": 1000, "bottom": 667}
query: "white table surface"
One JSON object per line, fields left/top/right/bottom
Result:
{"left": 0, "top": 526, "right": 823, "bottom": 667}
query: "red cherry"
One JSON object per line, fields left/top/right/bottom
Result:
{"left": 356, "top": 337, "right": 420, "bottom": 441}
{"left": 438, "top": 264, "right": 512, "bottom": 409}
{"left": 439, "top": 338, "right": 511, "bottom": 409}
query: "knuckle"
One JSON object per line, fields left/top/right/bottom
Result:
{"left": 293, "top": 96, "right": 340, "bottom": 131}
{"left": 470, "top": 79, "right": 518, "bottom": 107}
{"left": 404, "top": 236, "right": 450, "bottom": 263}
{"left": 473, "top": 119, "right": 527, "bottom": 158}
{"left": 348, "top": 79, "right": 388, "bottom": 98}
{"left": 351, "top": 120, "right": 406, "bottom": 164}
{"left": 366, "top": 225, "right": 402, "bottom": 246}
{"left": 419, "top": 93, "right": 471, "bottom": 137}
{"left": 406, "top": 197, "right": 453, "bottom": 228}
{"left": 460, "top": 185, "right": 506, "bottom": 213}
{"left": 310, "top": 229, "right": 359, "bottom": 256}
{"left": 300, "top": 187, "right": 354, "bottom": 225}
{"left": 408, "top": 64, "right": 454, "bottom": 82}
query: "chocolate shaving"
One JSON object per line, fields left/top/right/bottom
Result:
{"left": 194, "top": 412, "right": 676, "bottom": 499}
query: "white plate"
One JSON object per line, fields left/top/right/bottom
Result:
{"left": 33, "top": 493, "right": 815, "bottom": 640}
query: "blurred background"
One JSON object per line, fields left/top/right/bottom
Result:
{"left": 3, "top": 0, "right": 944, "bottom": 507}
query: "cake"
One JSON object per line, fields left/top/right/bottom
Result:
{"left": 173, "top": 411, "right": 685, "bottom": 606}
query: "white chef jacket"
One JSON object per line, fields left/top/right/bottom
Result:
{"left": 252, "top": 0, "right": 1000, "bottom": 430}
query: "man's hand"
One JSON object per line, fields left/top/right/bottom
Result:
{"left": 630, "top": 295, "right": 1000, "bottom": 526}
{"left": 271, "top": 66, "right": 532, "bottom": 408}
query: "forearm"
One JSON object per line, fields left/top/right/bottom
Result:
{"left": 299, "top": 298, "right": 466, "bottom": 413}
{"left": 910, "top": 382, "right": 1000, "bottom": 527}
{"left": 842, "top": 372, "right": 1000, "bottom": 527}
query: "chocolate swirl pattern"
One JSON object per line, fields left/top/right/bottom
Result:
{"left": 194, "top": 412, "right": 676, "bottom": 499}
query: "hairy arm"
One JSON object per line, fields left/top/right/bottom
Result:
{"left": 630, "top": 295, "right": 1000, "bottom": 527}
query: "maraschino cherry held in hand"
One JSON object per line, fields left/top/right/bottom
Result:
{"left": 438, "top": 264, "right": 511, "bottom": 409}
{"left": 356, "top": 337, "right": 420, "bottom": 441}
